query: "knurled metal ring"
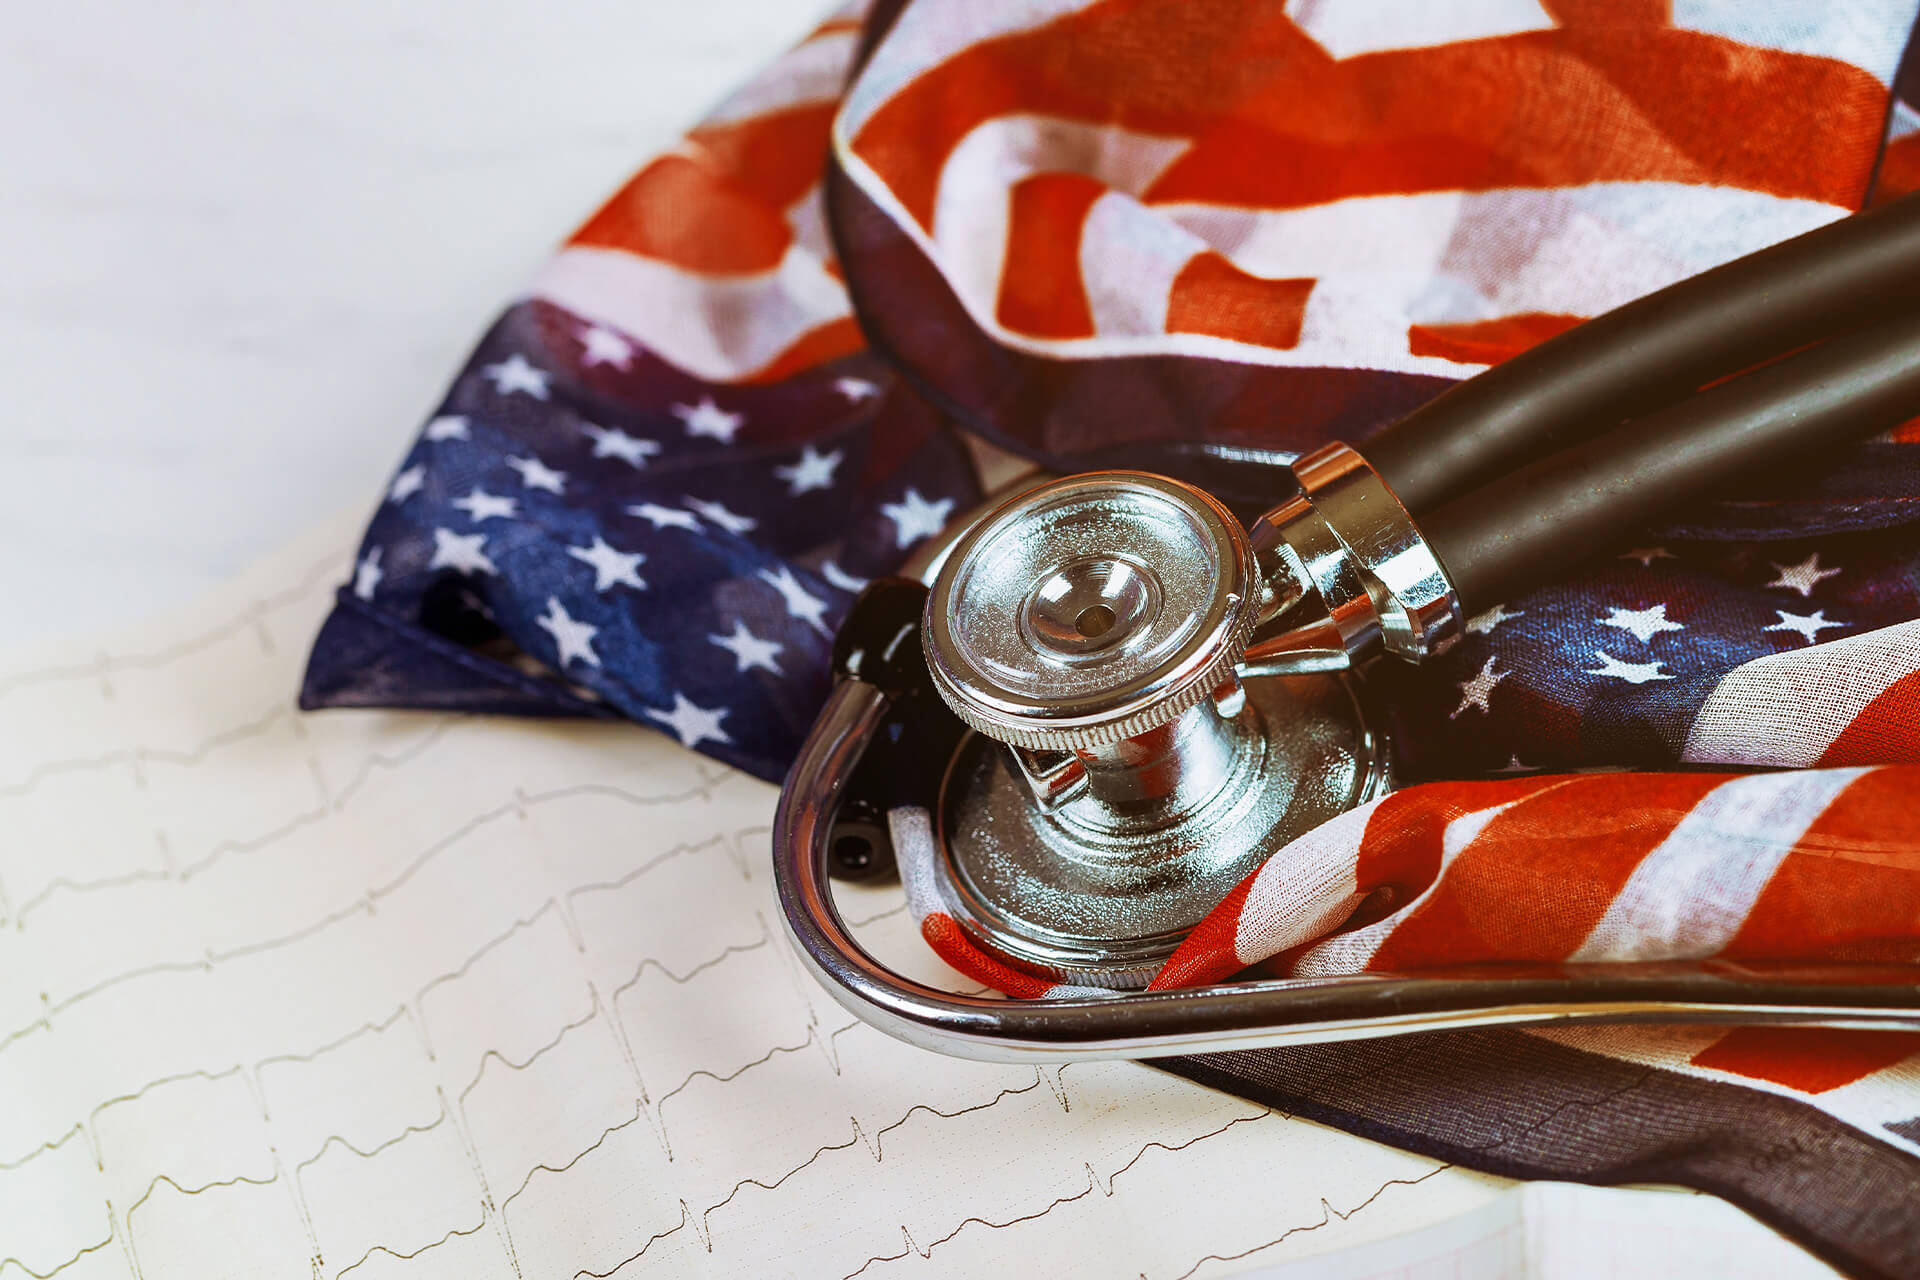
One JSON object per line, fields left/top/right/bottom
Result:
{"left": 922, "top": 472, "right": 1260, "bottom": 752}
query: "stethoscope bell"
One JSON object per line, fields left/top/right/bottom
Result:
{"left": 920, "top": 472, "right": 1389, "bottom": 988}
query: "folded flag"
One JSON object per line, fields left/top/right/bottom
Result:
{"left": 303, "top": 4, "right": 1920, "bottom": 1275}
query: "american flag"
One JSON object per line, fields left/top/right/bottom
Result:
{"left": 304, "top": 4, "right": 1920, "bottom": 1274}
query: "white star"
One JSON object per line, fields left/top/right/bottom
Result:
{"left": 1620, "top": 546, "right": 1675, "bottom": 567}
{"left": 1450, "top": 655, "right": 1507, "bottom": 718}
{"left": 1597, "top": 603, "right": 1684, "bottom": 644}
{"left": 505, "top": 455, "right": 566, "bottom": 495}
{"left": 758, "top": 565, "right": 831, "bottom": 635}
{"left": 835, "top": 376, "right": 880, "bottom": 402}
{"left": 646, "top": 692, "right": 732, "bottom": 750}
{"left": 1765, "top": 608, "right": 1844, "bottom": 645}
{"left": 482, "top": 354, "right": 551, "bottom": 400}
{"left": 536, "top": 596, "right": 600, "bottom": 669}
{"left": 451, "top": 487, "right": 518, "bottom": 523}
{"left": 684, "top": 497, "right": 756, "bottom": 536}
{"left": 579, "top": 325, "right": 634, "bottom": 370}
{"left": 353, "top": 547, "right": 383, "bottom": 601}
{"left": 1587, "top": 650, "right": 1672, "bottom": 684}
{"left": 627, "top": 502, "right": 701, "bottom": 532}
{"left": 672, "top": 396, "right": 745, "bottom": 443}
{"left": 1465, "top": 603, "right": 1524, "bottom": 636}
{"left": 583, "top": 424, "right": 662, "bottom": 469}
{"left": 1766, "top": 552, "right": 1841, "bottom": 597}
{"left": 429, "top": 527, "right": 496, "bottom": 576}
{"left": 709, "top": 620, "right": 784, "bottom": 675}
{"left": 388, "top": 464, "right": 426, "bottom": 504}
{"left": 774, "top": 445, "right": 843, "bottom": 495}
{"left": 566, "top": 536, "right": 647, "bottom": 592}
{"left": 425, "top": 415, "right": 470, "bottom": 442}
{"left": 880, "top": 488, "right": 955, "bottom": 549}
{"left": 821, "top": 559, "right": 868, "bottom": 593}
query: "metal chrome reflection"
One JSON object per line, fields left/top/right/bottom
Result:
{"left": 771, "top": 679, "right": 1920, "bottom": 1064}
{"left": 1242, "top": 442, "right": 1464, "bottom": 675}
{"left": 919, "top": 471, "right": 1388, "bottom": 987}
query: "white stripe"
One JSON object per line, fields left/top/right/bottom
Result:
{"left": 1165, "top": 193, "right": 1464, "bottom": 305}
{"left": 1571, "top": 769, "right": 1870, "bottom": 963}
{"left": 1285, "top": 0, "right": 1554, "bottom": 60}
{"left": 1892, "top": 98, "right": 1920, "bottom": 143}
{"left": 1671, "top": 0, "right": 1920, "bottom": 86}
{"left": 886, "top": 805, "right": 947, "bottom": 921}
{"left": 701, "top": 30, "right": 858, "bottom": 126}
{"left": 1681, "top": 620, "right": 1920, "bottom": 767}
{"left": 1078, "top": 191, "right": 1199, "bottom": 338}
{"left": 528, "top": 245, "right": 849, "bottom": 383}
{"left": 787, "top": 180, "right": 834, "bottom": 258}
{"left": 838, "top": 0, "right": 1099, "bottom": 138}
{"left": 1169, "top": 185, "right": 1844, "bottom": 331}
{"left": 1231, "top": 799, "right": 1373, "bottom": 967}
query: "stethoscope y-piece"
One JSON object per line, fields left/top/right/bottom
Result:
{"left": 774, "top": 195, "right": 1920, "bottom": 1052}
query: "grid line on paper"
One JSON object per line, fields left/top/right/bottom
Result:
{"left": 1164, "top": 1164, "right": 1459, "bottom": 1280}
{"left": 0, "top": 549, "right": 345, "bottom": 704}
{"left": 0, "top": 776, "right": 738, "bottom": 1064}
{"left": 0, "top": 534, "right": 1506, "bottom": 1280}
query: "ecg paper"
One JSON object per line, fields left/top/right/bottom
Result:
{"left": 0, "top": 512, "right": 1824, "bottom": 1280}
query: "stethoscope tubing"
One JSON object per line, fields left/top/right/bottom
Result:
{"left": 1364, "top": 191, "right": 1920, "bottom": 514}
{"left": 1422, "top": 302, "right": 1920, "bottom": 613}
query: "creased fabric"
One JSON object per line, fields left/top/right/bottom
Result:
{"left": 302, "top": 3, "right": 1920, "bottom": 1274}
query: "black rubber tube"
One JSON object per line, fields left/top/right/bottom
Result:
{"left": 1364, "top": 192, "right": 1920, "bottom": 513}
{"left": 1419, "top": 307, "right": 1920, "bottom": 617}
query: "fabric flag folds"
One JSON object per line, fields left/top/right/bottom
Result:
{"left": 302, "top": 3, "right": 1920, "bottom": 1276}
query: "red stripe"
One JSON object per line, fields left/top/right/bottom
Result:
{"left": 1690, "top": 1026, "right": 1920, "bottom": 1094}
{"left": 1164, "top": 253, "right": 1312, "bottom": 350}
{"left": 1350, "top": 776, "right": 1568, "bottom": 907}
{"left": 1726, "top": 766, "right": 1920, "bottom": 963}
{"left": 1406, "top": 313, "right": 1584, "bottom": 365}
{"left": 1872, "top": 133, "right": 1920, "bottom": 206}
{"left": 686, "top": 102, "right": 839, "bottom": 212}
{"left": 1366, "top": 772, "right": 1725, "bottom": 971}
{"left": 1816, "top": 672, "right": 1920, "bottom": 766}
{"left": 996, "top": 173, "right": 1104, "bottom": 339}
{"left": 1148, "top": 870, "right": 1258, "bottom": 990}
{"left": 570, "top": 154, "right": 792, "bottom": 274}
{"left": 921, "top": 913, "right": 1058, "bottom": 999}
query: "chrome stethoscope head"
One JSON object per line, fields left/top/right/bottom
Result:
{"left": 915, "top": 464, "right": 1396, "bottom": 987}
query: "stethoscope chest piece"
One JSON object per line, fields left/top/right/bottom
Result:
{"left": 920, "top": 472, "right": 1389, "bottom": 988}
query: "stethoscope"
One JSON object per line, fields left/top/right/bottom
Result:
{"left": 775, "top": 194, "right": 1920, "bottom": 1062}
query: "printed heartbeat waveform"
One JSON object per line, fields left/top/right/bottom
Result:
{"left": 0, "top": 525, "right": 1474, "bottom": 1280}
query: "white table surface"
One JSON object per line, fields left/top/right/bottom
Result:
{"left": 1, "top": 0, "right": 819, "bottom": 646}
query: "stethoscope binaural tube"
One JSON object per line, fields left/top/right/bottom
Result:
{"left": 1418, "top": 303, "right": 1920, "bottom": 616}
{"left": 1362, "top": 192, "right": 1920, "bottom": 514}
